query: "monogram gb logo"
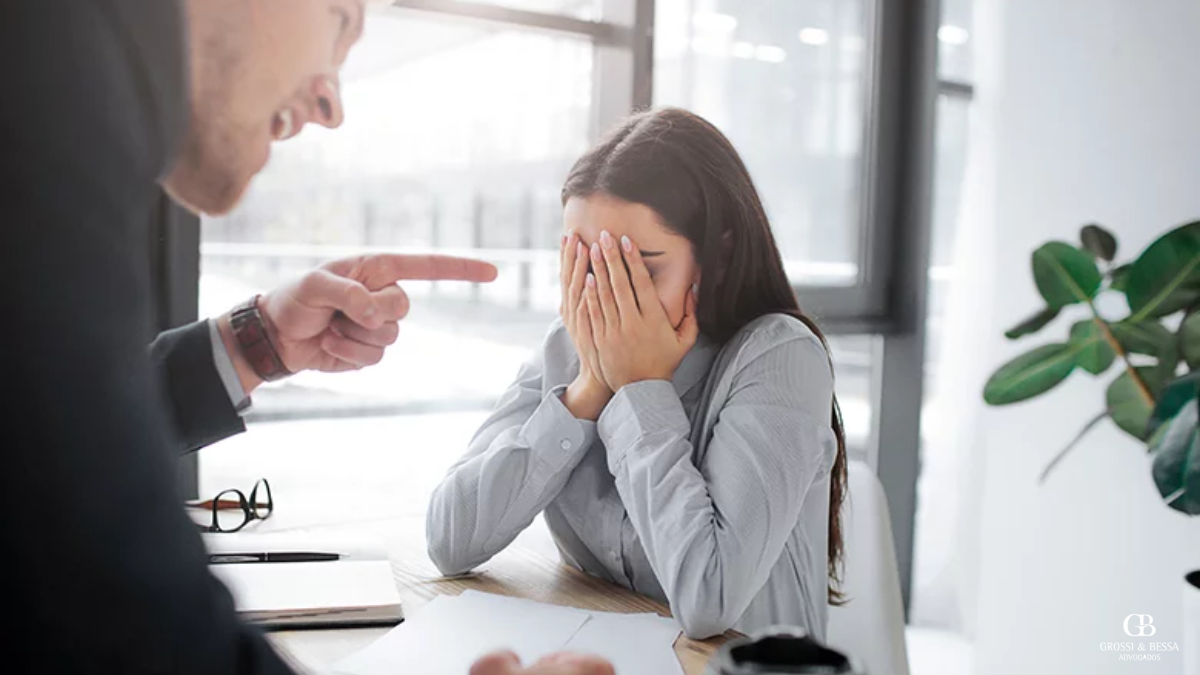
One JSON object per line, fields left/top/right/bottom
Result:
{"left": 1123, "top": 614, "right": 1157, "bottom": 637}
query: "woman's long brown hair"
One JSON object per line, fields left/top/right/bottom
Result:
{"left": 562, "top": 107, "right": 849, "bottom": 604}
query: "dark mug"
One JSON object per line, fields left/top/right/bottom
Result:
{"left": 708, "top": 627, "right": 865, "bottom": 675}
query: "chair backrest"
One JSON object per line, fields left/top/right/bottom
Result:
{"left": 826, "top": 460, "right": 910, "bottom": 675}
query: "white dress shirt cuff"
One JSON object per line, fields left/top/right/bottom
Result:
{"left": 597, "top": 379, "right": 690, "bottom": 475}
{"left": 207, "top": 319, "right": 250, "bottom": 413}
{"left": 521, "top": 385, "right": 597, "bottom": 486}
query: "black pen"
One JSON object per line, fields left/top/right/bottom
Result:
{"left": 209, "top": 552, "right": 342, "bottom": 564}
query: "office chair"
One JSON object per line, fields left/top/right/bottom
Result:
{"left": 826, "top": 460, "right": 911, "bottom": 675}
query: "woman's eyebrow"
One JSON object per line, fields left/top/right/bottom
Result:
{"left": 640, "top": 250, "right": 666, "bottom": 258}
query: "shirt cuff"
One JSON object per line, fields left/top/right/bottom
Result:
{"left": 207, "top": 319, "right": 250, "bottom": 413}
{"left": 597, "top": 380, "right": 690, "bottom": 475}
{"left": 522, "top": 385, "right": 598, "bottom": 486}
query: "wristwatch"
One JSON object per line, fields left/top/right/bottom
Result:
{"left": 230, "top": 295, "right": 293, "bottom": 382}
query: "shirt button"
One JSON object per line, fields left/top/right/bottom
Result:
{"left": 560, "top": 439, "right": 572, "bottom": 450}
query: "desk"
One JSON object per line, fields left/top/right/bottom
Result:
{"left": 261, "top": 520, "right": 736, "bottom": 674}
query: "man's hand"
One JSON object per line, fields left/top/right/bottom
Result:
{"left": 471, "top": 651, "right": 615, "bottom": 675}
{"left": 218, "top": 253, "right": 497, "bottom": 394}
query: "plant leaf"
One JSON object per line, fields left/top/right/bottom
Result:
{"left": 1080, "top": 224, "right": 1118, "bottom": 262}
{"left": 1147, "top": 371, "right": 1200, "bottom": 438}
{"left": 1069, "top": 320, "right": 1115, "bottom": 375}
{"left": 1181, "top": 312, "right": 1200, "bottom": 371}
{"left": 1004, "top": 307, "right": 1061, "bottom": 340}
{"left": 1110, "top": 264, "right": 1132, "bottom": 292}
{"left": 984, "top": 344, "right": 1078, "bottom": 406}
{"left": 1152, "top": 341, "right": 1182, "bottom": 383}
{"left": 1106, "top": 367, "right": 1170, "bottom": 440}
{"left": 1149, "top": 400, "right": 1200, "bottom": 515}
{"left": 1039, "top": 411, "right": 1109, "bottom": 484}
{"left": 1032, "top": 242, "right": 1103, "bottom": 308}
{"left": 1126, "top": 220, "right": 1200, "bottom": 320}
{"left": 1112, "top": 320, "right": 1173, "bottom": 357}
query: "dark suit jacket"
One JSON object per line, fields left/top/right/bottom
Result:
{"left": 1, "top": 1, "right": 294, "bottom": 672}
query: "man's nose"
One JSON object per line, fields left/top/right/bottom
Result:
{"left": 312, "top": 75, "right": 345, "bottom": 129}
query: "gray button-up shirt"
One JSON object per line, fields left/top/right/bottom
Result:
{"left": 427, "top": 313, "right": 836, "bottom": 640}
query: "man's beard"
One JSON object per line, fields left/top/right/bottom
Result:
{"left": 163, "top": 110, "right": 254, "bottom": 216}
{"left": 165, "top": 2, "right": 258, "bottom": 216}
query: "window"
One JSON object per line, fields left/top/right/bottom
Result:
{"left": 654, "top": 0, "right": 868, "bottom": 286}
{"left": 938, "top": 0, "right": 974, "bottom": 82}
{"left": 910, "top": 0, "right": 977, "bottom": 632}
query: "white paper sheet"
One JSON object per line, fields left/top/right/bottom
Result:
{"left": 332, "top": 595, "right": 591, "bottom": 675}
{"left": 333, "top": 591, "right": 684, "bottom": 675}
{"left": 457, "top": 590, "right": 681, "bottom": 653}
{"left": 562, "top": 612, "right": 685, "bottom": 675}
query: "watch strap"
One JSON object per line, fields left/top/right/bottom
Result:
{"left": 229, "top": 295, "right": 293, "bottom": 383}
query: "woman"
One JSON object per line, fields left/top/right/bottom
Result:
{"left": 427, "top": 108, "right": 848, "bottom": 640}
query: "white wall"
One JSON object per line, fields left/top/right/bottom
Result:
{"left": 956, "top": 0, "right": 1200, "bottom": 672}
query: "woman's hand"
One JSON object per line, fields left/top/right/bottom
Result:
{"left": 585, "top": 231, "right": 699, "bottom": 392}
{"left": 560, "top": 232, "right": 613, "bottom": 420}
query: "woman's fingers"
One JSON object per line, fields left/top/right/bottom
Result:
{"left": 569, "top": 241, "right": 589, "bottom": 319}
{"left": 589, "top": 243, "right": 621, "bottom": 328}
{"left": 620, "top": 235, "right": 666, "bottom": 322}
{"left": 576, "top": 294, "right": 594, "bottom": 345}
{"left": 584, "top": 273, "right": 606, "bottom": 342}
{"left": 559, "top": 233, "right": 569, "bottom": 310}
{"left": 559, "top": 232, "right": 575, "bottom": 316}
{"left": 575, "top": 295, "right": 603, "bottom": 377}
{"left": 600, "top": 231, "right": 638, "bottom": 320}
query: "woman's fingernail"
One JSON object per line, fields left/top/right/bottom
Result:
{"left": 591, "top": 243, "right": 602, "bottom": 260}
{"left": 600, "top": 231, "right": 614, "bottom": 249}
{"left": 586, "top": 273, "right": 596, "bottom": 287}
{"left": 621, "top": 235, "right": 633, "bottom": 253}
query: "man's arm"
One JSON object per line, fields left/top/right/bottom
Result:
{"left": 150, "top": 320, "right": 248, "bottom": 454}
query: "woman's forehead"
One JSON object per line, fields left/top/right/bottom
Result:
{"left": 563, "top": 194, "right": 680, "bottom": 246}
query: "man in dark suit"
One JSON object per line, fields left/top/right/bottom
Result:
{"left": 0, "top": 1, "right": 611, "bottom": 674}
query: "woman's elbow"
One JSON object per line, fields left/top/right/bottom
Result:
{"left": 425, "top": 494, "right": 478, "bottom": 577}
{"left": 426, "top": 533, "right": 454, "bottom": 575}
{"left": 425, "top": 527, "right": 480, "bottom": 577}
{"left": 673, "top": 601, "right": 738, "bottom": 640}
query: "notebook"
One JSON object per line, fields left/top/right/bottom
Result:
{"left": 211, "top": 559, "right": 403, "bottom": 629}
{"left": 205, "top": 533, "right": 403, "bottom": 630}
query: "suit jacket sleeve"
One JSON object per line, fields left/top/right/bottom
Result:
{"left": 0, "top": 1, "right": 294, "bottom": 672}
{"left": 150, "top": 321, "right": 248, "bottom": 454}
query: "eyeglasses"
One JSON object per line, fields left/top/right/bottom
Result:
{"left": 186, "top": 478, "right": 274, "bottom": 533}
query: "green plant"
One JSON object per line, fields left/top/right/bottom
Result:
{"left": 983, "top": 220, "right": 1200, "bottom": 515}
